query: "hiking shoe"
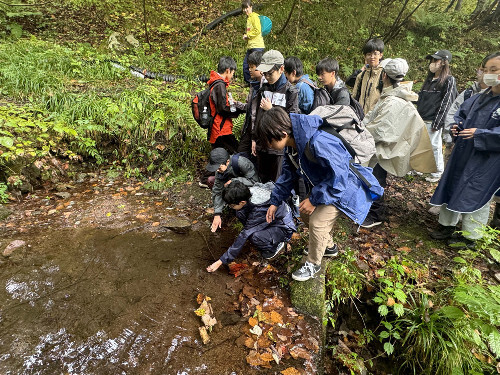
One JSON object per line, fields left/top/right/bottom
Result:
{"left": 303, "top": 243, "right": 339, "bottom": 257}
{"left": 292, "top": 261, "right": 321, "bottom": 282}
{"left": 428, "top": 206, "right": 441, "bottom": 215}
{"left": 361, "top": 218, "right": 383, "bottom": 228}
{"left": 425, "top": 175, "right": 441, "bottom": 183}
{"left": 447, "top": 235, "right": 476, "bottom": 250}
{"left": 262, "top": 242, "right": 285, "bottom": 260}
{"left": 430, "top": 224, "right": 456, "bottom": 240}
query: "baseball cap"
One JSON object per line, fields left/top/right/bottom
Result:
{"left": 379, "top": 58, "right": 409, "bottom": 81}
{"left": 426, "top": 50, "right": 452, "bottom": 62}
{"left": 205, "top": 148, "right": 230, "bottom": 172}
{"left": 256, "top": 50, "right": 284, "bottom": 73}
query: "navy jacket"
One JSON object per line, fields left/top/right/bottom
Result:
{"left": 270, "top": 114, "right": 384, "bottom": 224}
{"left": 219, "top": 183, "right": 296, "bottom": 264}
{"left": 430, "top": 90, "right": 500, "bottom": 212}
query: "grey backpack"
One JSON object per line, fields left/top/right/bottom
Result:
{"left": 310, "top": 105, "right": 375, "bottom": 165}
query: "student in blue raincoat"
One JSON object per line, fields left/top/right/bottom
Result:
{"left": 254, "top": 107, "right": 383, "bottom": 281}
{"left": 430, "top": 52, "right": 500, "bottom": 248}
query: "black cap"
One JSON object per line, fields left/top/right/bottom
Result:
{"left": 426, "top": 50, "right": 452, "bottom": 62}
{"left": 205, "top": 148, "right": 230, "bottom": 172}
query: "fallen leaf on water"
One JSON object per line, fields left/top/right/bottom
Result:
{"left": 281, "top": 368, "right": 301, "bottom": 375}
{"left": 249, "top": 325, "right": 262, "bottom": 336}
{"left": 289, "top": 346, "right": 312, "bottom": 360}
{"left": 229, "top": 262, "right": 249, "bottom": 277}
{"left": 199, "top": 326, "right": 210, "bottom": 344}
{"left": 270, "top": 311, "right": 284, "bottom": 324}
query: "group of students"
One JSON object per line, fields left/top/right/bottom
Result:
{"left": 200, "top": 0, "right": 500, "bottom": 281}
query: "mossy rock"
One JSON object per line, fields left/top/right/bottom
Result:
{"left": 290, "top": 262, "right": 327, "bottom": 320}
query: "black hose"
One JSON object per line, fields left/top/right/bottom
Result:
{"left": 180, "top": 4, "right": 263, "bottom": 51}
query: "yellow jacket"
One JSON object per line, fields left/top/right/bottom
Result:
{"left": 246, "top": 12, "right": 265, "bottom": 49}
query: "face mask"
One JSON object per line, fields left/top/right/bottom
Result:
{"left": 429, "top": 62, "right": 441, "bottom": 73}
{"left": 483, "top": 73, "right": 500, "bottom": 87}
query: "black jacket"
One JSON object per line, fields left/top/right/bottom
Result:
{"left": 416, "top": 75, "right": 458, "bottom": 130}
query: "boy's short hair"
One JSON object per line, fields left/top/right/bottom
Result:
{"left": 255, "top": 106, "right": 292, "bottom": 148}
{"left": 316, "top": 57, "right": 339, "bottom": 75}
{"left": 284, "top": 56, "right": 304, "bottom": 77}
{"left": 241, "top": 0, "right": 252, "bottom": 9}
{"left": 222, "top": 181, "right": 251, "bottom": 205}
{"left": 217, "top": 56, "right": 237, "bottom": 74}
{"left": 248, "top": 50, "right": 264, "bottom": 67}
{"left": 362, "top": 38, "right": 385, "bottom": 55}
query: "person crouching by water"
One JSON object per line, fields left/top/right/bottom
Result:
{"left": 206, "top": 181, "right": 296, "bottom": 273}
{"left": 254, "top": 107, "right": 383, "bottom": 281}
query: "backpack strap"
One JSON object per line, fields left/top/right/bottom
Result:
{"left": 231, "top": 154, "right": 240, "bottom": 176}
{"left": 208, "top": 80, "right": 229, "bottom": 131}
{"left": 317, "top": 123, "right": 357, "bottom": 159}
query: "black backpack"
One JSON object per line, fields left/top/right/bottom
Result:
{"left": 299, "top": 79, "right": 331, "bottom": 113}
{"left": 330, "top": 87, "right": 365, "bottom": 121}
{"left": 191, "top": 81, "right": 225, "bottom": 128}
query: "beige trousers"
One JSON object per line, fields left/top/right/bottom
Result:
{"left": 300, "top": 204, "right": 341, "bottom": 265}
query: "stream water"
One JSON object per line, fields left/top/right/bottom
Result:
{"left": 0, "top": 227, "right": 263, "bottom": 374}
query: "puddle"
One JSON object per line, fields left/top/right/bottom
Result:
{"left": 0, "top": 227, "right": 263, "bottom": 374}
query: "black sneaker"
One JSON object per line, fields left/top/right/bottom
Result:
{"left": 303, "top": 243, "right": 339, "bottom": 257}
{"left": 447, "top": 235, "right": 476, "bottom": 250}
{"left": 361, "top": 217, "right": 383, "bottom": 228}
{"left": 430, "top": 224, "right": 456, "bottom": 240}
{"left": 262, "top": 242, "right": 285, "bottom": 260}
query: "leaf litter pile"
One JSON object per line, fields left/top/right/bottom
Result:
{"left": 196, "top": 259, "right": 321, "bottom": 374}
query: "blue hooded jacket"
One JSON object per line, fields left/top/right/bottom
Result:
{"left": 430, "top": 90, "right": 500, "bottom": 212}
{"left": 270, "top": 114, "right": 384, "bottom": 224}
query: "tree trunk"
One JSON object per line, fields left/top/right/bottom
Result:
{"left": 455, "top": 0, "right": 463, "bottom": 11}
{"left": 472, "top": 0, "right": 488, "bottom": 17}
{"left": 445, "top": 0, "right": 456, "bottom": 12}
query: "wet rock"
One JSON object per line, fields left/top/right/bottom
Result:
{"left": 55, "top": 192, "right": 71, "bottom": 199}
{"left": 3, "top": 240, "right": 26, "bottom": 257}
{"left": 163, "top": 217, "right": 191, "bottom": 233}
{"left": 56, "top": 183, "right": 75, "bottom": 192}
{"left": 76, "top": 173, "right": 87, "bottom": 183}
{"left": 0, "top": 206, "right": 11, "bottom": 221}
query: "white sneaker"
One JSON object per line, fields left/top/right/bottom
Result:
{"left": 425, "top": 176, "right": 441, "bottom": 183}
{"left": 292, "top": 261, "right": 321, "bottom": 281}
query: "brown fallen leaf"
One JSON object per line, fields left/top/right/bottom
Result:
{"left": 248, "top": 317, "right": 258, "bottom": 327}
{"left": 396, "top": 246, "right": 412, "bottom": 253}
{"left": 270, "top": 311, "right": 284, "bottom": 325}
{"left": 151, "top": 222, "right": 160, "bottom": 227}
{"left": 289, "top": 346, "right": 312, "bottom": 361}
{"left": 387, "top": 297, "right": 395, "bottom": 306}
{"left": 281, "top": 368, "right": 301, "bottom": 375}
{"left": 199, "top": 326, "right": 210, "bottom": 344}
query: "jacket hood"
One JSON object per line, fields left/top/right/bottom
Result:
{"left": 381, "top": 85, "right": 419, "bottom": 102}
{"left": 334, "top": 77, "right": 345, "bottom": 89}
{"left": 207, "top": 70, "right": 229, "bottom": 86}
{"left": 249, "top": 182, "right": 275, "bottom": 205}
{"left": 289, "top": 113, "right": 322, "bottom": 157}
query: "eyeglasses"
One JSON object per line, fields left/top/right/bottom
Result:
{"left": 263, "top": 69, "right": 277, "bottom": 77}
{"left": 365, "top": 52, "right": 381, "bottom": 57}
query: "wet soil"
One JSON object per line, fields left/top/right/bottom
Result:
{"left": 0, "top": 174, "right": 319, "bottom": 374}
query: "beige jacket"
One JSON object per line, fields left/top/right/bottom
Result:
{"left": 363, "top": 85, "right": 436, "bottom": 177}
{"left": 352, "top": 65, "right": 384, "bottom": 113}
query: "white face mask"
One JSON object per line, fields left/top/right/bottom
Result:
{"left": 483, "top": 73, "right": 500, "bottom": 87}
{"left": 429, "top": 61, "right": 441, "bottom": 73}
